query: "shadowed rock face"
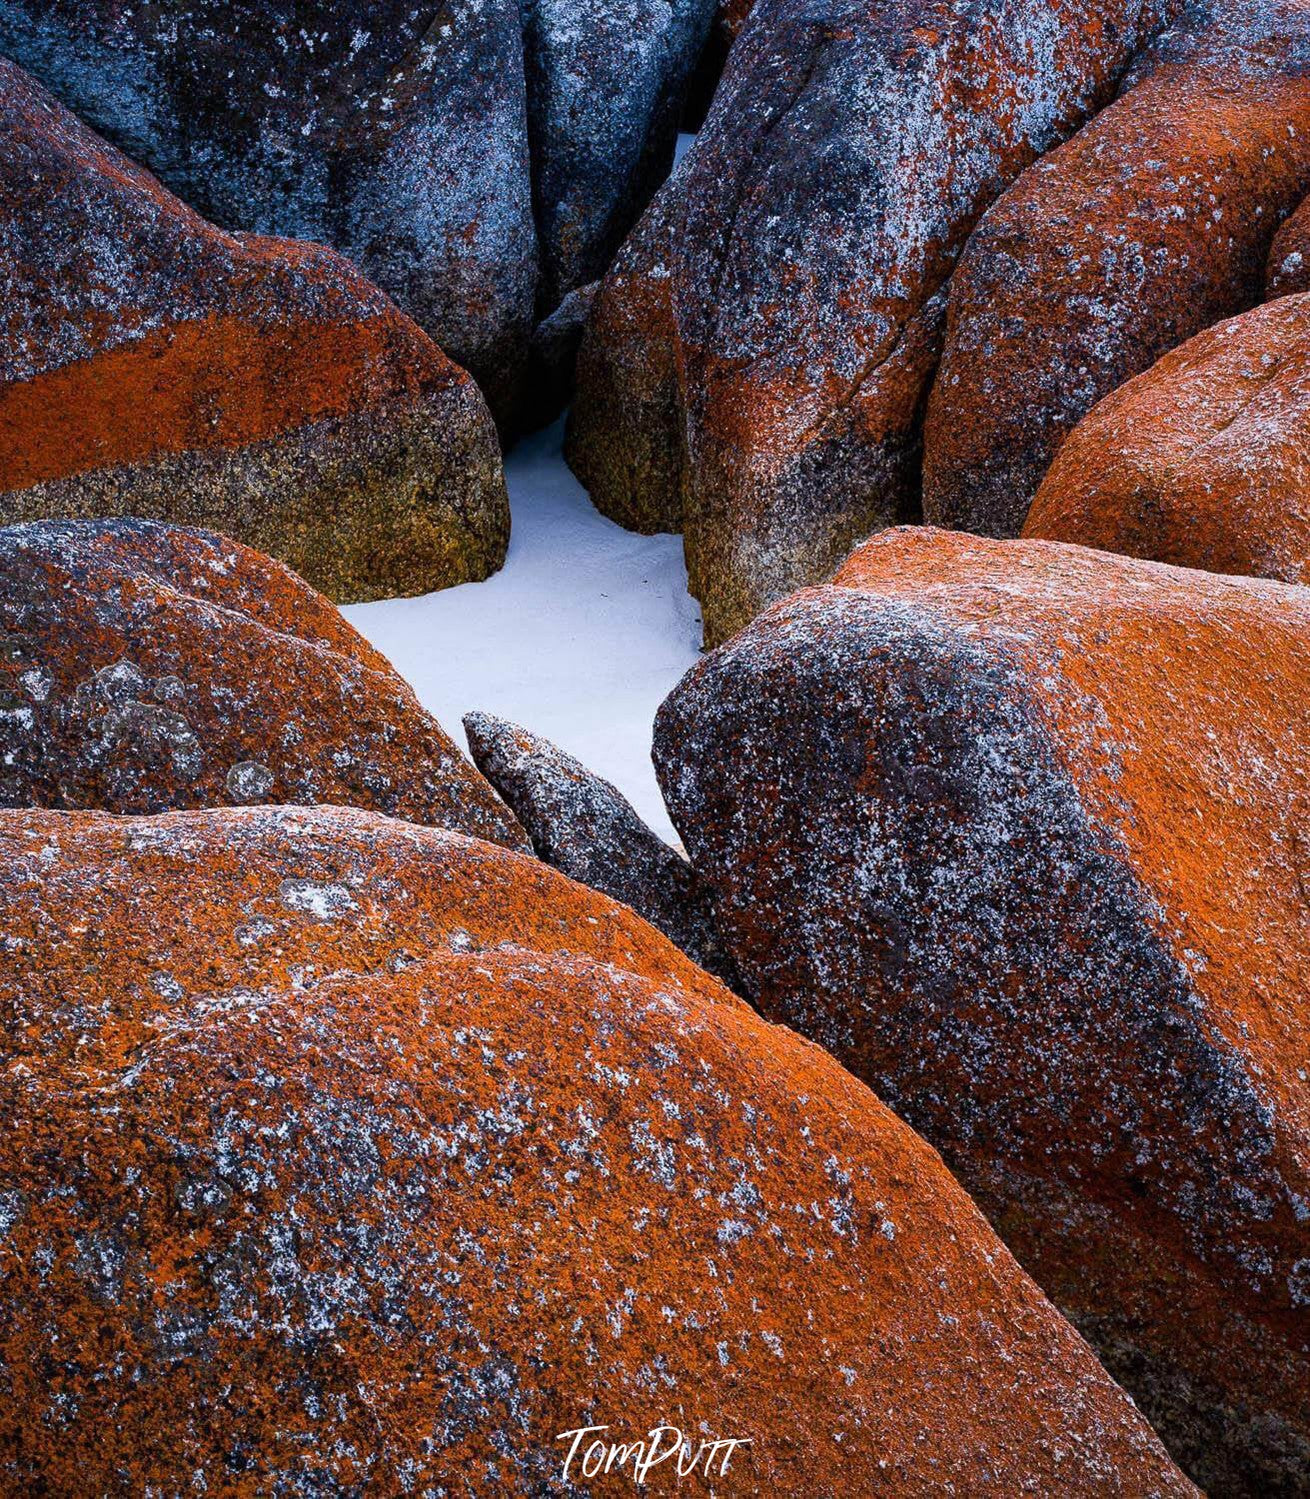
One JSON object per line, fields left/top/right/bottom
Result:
{"left": 521, "top": 0, "right": 715, "bottom": 313}
{"left": 0, "top": 803, "right": 1196, "bottom": 1495}
{"left": 924, "top": 0, "right": 1310, "bottom": 539}
{"left": 1025, "top": 295, "right": 1310, "bottom": 583}
{"left": 567, "top": 0, "right": 1182, "bottom": 646}
{"left": 0, "top": 519, "right": 526, "bottom": 849}
{"left": 684, "top": 0, "right": 757, "bottom": 126}
{"left": 1268, "top": 192, "right": 1310, "bottom": 295}
{"left": 0, "top": 0, "right": 538, "bottom": 422}
{"left": 520, "top": 279, "right": 600, "bottom": 430}
{"left": 655, "top": 529, "right": 1310, "bottom": 1494}
{"left": 0, "top": 58, "right": 509, "bottom": 601}
{"left": 464, "top": 709, "right": 738, "bottom": 982}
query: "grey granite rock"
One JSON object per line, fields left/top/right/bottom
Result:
{"left": 465, "top": 709, "right": 738, "bottom": 983}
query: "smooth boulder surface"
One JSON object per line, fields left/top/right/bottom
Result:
{"left": 0, "top": 804, "right": 1195, "bottom": 1495}
{"left": 0, "top": 518, "right": 525, "bottom": 849}
{"left": 924, "top": 0, "right": 1310, "bottom": 538}
{"left": 0, "top": 0, "right": 537, "bottom": 422}
{"left": 655, "top": 528, "right": 1310, "bottom": 1493}
{"left": 465, "top": 709, "right": 737, "bottom": 981}
{"left": 567, "top": 0, "right": 1182, "bottom": 644}
{"left": 1025, "top": 295, "right": 1310, "bottom": 583}
{"left": 0, "top": 58, "right": 509, "bottom": 601}
{"left": 521, "top": 0, "right": 716, "bottom": 311}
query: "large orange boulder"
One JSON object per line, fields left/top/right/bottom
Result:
{"left": 567, "top": 0, "right": 1181, "bottom": 644}
{"left": 0, "top": 58, "right": 508, "bottom": 601}
{"left": 1024, "top": 295, "right": 1310, "bottom": 583}
{"left": 0, "top": 804, "right": 1194, "bottom": 1494}
{"left": 0, "top": 518, "right": 525, "bottom": 848}
{"left": 924, "top": 0, "right": 1310, "bottom": 539}
{"left": 0, "top": 2, "right": 537, "bottom": 422}
{"left": 655, "top": 528, "right": 1310, "bottom": 1492}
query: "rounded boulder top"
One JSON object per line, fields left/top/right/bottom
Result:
{"left": 654, "top": 526, "right": 1310, "bottom": 1491}
{"left": 0, "top": 802, "right": 1194, "bottom": 1495}
{"left": 0, "top": 517, "right": 526, "bottom": 848}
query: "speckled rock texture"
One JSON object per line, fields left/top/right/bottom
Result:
{"left": 717, "top": 0, "right": 756, "bottom": 45}
{"left": 567, "top": 0, "right": 1182, "bottom": 645}
{"left": 655, "top": 528, "right": 1310, "bottom": 1495}
{"left": 0, "top": 0, "right": 538, "bottom": 423}
{"left": 0, "top": 519, "right": 526, "bottom": 850}
{"left": 1025, "top": 295, "right": 1310, "bottom": 584}
{"left": 923, "top": 0, "right": 1310, "bottom": 539}
{"left": 0, "top": 803, "right": 1196, "bottom": 1495}
{"left": 1268, "top": 192, "right": 1310, "bottom": 295}
{"left": 465, "top": 709, "right": 738, "bottom": 982}
{"left": 521, "top": 0, "right": 715, "bottom": 313}
{"left": 0, "top": 59, "right": 509, "bottom": 602}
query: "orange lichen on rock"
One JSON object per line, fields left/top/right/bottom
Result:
{"left": 569, "top": 0, "right": 1183, "bottom": 644}
{"left": 0, "top": 517, "right": 526, "bottom": 848}
{"left": 1268, "top": 191, "right": 1310, "bottom": 295}
{"left": 655, "top": 527, "right": 1310, "bottom": 1493}
{"left": 924, "top": 0, "right": 1310, "bottom": 538}
{"left": 0, "top": 56, "right": 508, "bottom": 601}
{"left": 1025, "top": 294, "right": 1310, "bottom": 582}
{"left": 0, "top": 309, "right": 447, "bottom": 493}
{"left": 0, "top": 804, "right": 1195, "bottom": 1494}
{"left": 0, "top": 1, "right": 538, "bottom": 423}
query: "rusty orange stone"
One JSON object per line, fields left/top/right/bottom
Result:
{"left": 924, "top": 0, "right": 1310, "bottom": 539}
{"left": 569, "top": 0, "right": 1184, "bottom": 644}
{"left": 0, "top": 2, "right": 538, "bottom": 423}
{"left": 1024, "top": 294, "right": 1310, "bottom": 583}
{"left": 0, "top": 804, "right": 1194, "bottom": 1494}
{"left": 656, "top": 527, "right": 1310, "bottom": 1493}
{"left": 1269, "top": 192, "right": 1310, "bottom": 296}
{"left": 0, "top": 517, "right": 525, "bottom": 848}
{"left": 0, "top": 57, "right": 508, "bottom": 602}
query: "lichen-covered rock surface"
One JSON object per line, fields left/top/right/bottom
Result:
{"left": 0, "top": 58, "right": 509, "bottom": 601}
{"left": 1024, "top": 295, "right": 1310, "bottom": 583}
{"left": 465, "top": 709, "right": 737, "bottom": 982}
{"left": 923, "top": 0, "right": 1310, "bottom": 539}
{"left": 655, "top": 528, "right": 1310, "bottom": 1493}
{"left": 0, "top": 804, "right": 1196, "bottom": 1495}
{"left": 521, "top": 0, "right": 715, "bottom": 312}
{"left": 1268, "top": 191, "right": 1310, "bottom": 296}
{"left": 0, "top": 518, "right": 525, "bottom": 848}
{"left": 0, "top": 0, "right": 538, "bottom": 422}
{"left": 568, "top": 0, "right": 1182, "bottom": 644}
